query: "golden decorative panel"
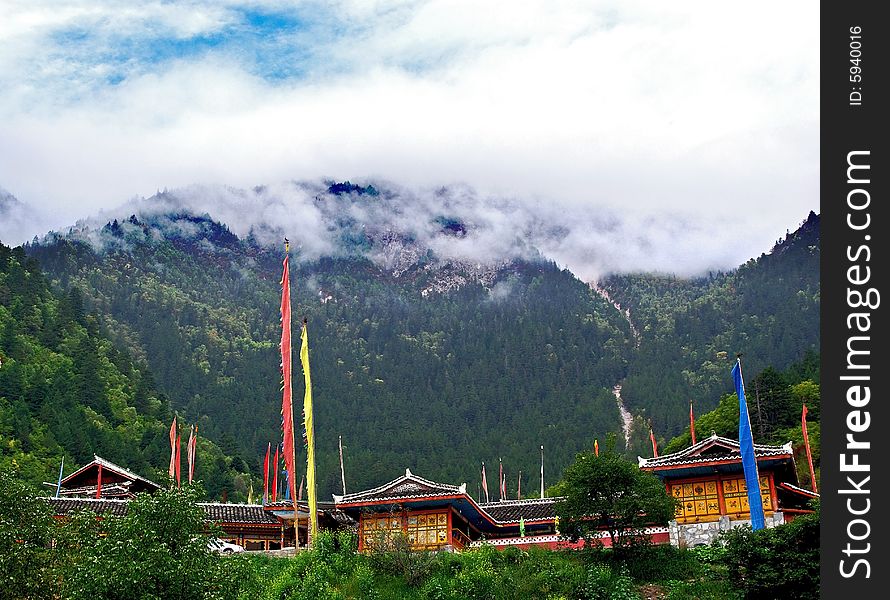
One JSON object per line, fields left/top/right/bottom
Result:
{"left": 361, "top": 511, "right": 450, "bottom": 551}
{"left": 671, "top": 479, "right": 720, "bottom": 522}
{"left": 723, "top": 476, "right": 771, "bottom": 515}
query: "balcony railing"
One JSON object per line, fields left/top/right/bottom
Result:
{"left": 450, "top": 528, "right": 471, "bottom": 550}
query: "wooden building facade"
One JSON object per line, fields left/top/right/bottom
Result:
{"left": 638, "top": 433, "right": 817, "bottom": 546}
{"left": 333, "top": 468, "right": 668, "bottom": 552}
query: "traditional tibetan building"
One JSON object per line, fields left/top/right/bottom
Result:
{"left": 45, "top": 454, "right": 337, "bottom": 550}
{"left": 639, "top": 433, "right": 817, "bottom": 547}
{"left": 333, "top": 468, "right": 668, "bottom": 552}
{"left": 55, "top": 455, "right": 161, "bottom": 499}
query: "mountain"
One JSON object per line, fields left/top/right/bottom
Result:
{"left": 0, "top": 242, "right": 249, "bottom": 498}
{"left": 18, "top": 184, "right": 819, "bottom": 498}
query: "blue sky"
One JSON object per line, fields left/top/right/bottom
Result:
{"left": 0, "top": 1, "right": 819, "bottom": 273}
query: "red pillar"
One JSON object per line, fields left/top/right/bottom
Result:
{"left": 96, "top": 464, "right": 103, "bottom": 499}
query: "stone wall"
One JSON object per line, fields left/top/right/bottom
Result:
{"left": 668, "top": 512, "right": 785, "bottom": 547}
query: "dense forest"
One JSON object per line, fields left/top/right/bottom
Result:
{"left": 0, "top": 242, "right": 250, "bottom": 498}
{"left": 4, "top": 186, "right": 819, "bottom": 501}
{"left": 24, "top": 214, "right": 634, "bottom": 498}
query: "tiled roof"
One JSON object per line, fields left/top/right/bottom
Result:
{"left": 46, "top": 498, "right": 278, "bottom": 524}
{"left": 334, "top": 468, "right": 464, "bottom": 504}
{"left": 777, "top": 482, "right": 820, "bottom": 499}
{"left": 478, "top": 498, "right": 559, "bottom": 523}
{"left": 198, "top": 503, "right": 279, "bottom": 524}
{"left": 46, "top": 497, "right": 130, "bottom": 517}
{"left": 638, "top": 433, "right": 792, "bottom": 469}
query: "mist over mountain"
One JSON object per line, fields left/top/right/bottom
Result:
{"left": 29, "top": 179, "right": 773, "bottom": 283}
{"left": 0, "top": 187, "right": 43, "bottom": 246}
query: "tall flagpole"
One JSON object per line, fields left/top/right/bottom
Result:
{"left": 339, "top": 435, "right": 347, "bottom": 496}
{"left": 55, "top": 457, "right": 64, "bottom": 498}
{"left": 540, "top": 445, "right": 544, "bottom": 499}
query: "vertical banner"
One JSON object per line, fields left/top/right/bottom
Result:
{"left": 481, "top": 462, "right": 489, "bottom": 503}
{"left": 300, "top": 321, "right": 318, "bottom": 542}
{"left": 821, "top": 1, "right": 887, "bottom": 595}
{"left": 168, "top": 416, "right": 177, "bottom": 480}
{"left": 732, "top": 359, "right": 765, "bottom": 530}
{"left": 272, "top": 446, "right": 279, "bottom": 503}
{"left": 279, "top": 247, "right": 299, "bottom": 513}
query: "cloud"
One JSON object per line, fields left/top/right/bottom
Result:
{"left": 53, "top": 179, "right": 798, "bottom": 282}
{"left": 0, "top": 1, "right": 818, "bottom": 274}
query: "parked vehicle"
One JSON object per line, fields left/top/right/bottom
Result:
{"left": 207, "top": 537, "right": 244, "bottom": 554}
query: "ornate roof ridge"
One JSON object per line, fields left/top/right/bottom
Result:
{"left": 638, "top": 433, "right": 792, "bottom": 467}
{"left": 334, "top": 468, "right": 463, "bottom": 504}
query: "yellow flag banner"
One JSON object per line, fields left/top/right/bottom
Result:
{"left": 300, "top": 322, "right": 318, "bottom": 542}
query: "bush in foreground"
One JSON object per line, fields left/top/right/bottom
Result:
{"left": 720, "top": 504, "right": 819, "bottom": 600}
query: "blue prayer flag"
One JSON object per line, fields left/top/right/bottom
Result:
{"left": 732, "top": 360, "right": 766, "bottom": 530}
{"left": 55, "top": 457, "right": 65, "bottom": 498}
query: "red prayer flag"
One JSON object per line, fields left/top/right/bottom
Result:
{"left": 168, "top": 416, "right": 177, "bottom": 479}
{"left": 802, "top": 404, "right": 817, "bottom": 493}
{"left": 187, "top": 425, "right": 196, "bottom": 484}
{"left": 690, "top": 401, "right": 697, "bottom": 445}
{"left": 650, "top": 428, "right": 658, "bottom": 457}
{"left": 190, "top": 426, "right": 198, "bottom": 483}
{"left": 279, "top": 251, "right": 298, "bottom": 507}
{"left": 272, "top": 446, "right": 279, "bottom": 502}
{"left": 263, "top": 443, "right": 271, "bottom": 504}
{"left": 481, "top": 462, "right": 489, "bottom": 503}
{"left": 175, "top": 433, "right": 182, "bottom": 487}
{"left": 594, "top": 439, "right": 599, "bottom": 456}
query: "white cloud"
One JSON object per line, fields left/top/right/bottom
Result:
{"left": 0, "top": 1, "right": 818, "bottom": 275}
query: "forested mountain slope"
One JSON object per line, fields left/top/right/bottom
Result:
{"left": 600, "top": 211, "right": 819, "bottom": 443}
{"left": 16, "top": 184, "right": 819, "bottom": 499}
{"left": 26, "top": 209, "right": 634, "bottom": 497}
{"left": 0, "top": 242, "right": 248, "bottom": 498}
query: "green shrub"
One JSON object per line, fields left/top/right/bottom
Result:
{"left": 720, "top": 508, "right": 819, "bottom": 599}
{"left": 60, "top": 485, "right": 248, "bottom": 600}
{"left": 0, "top": 471, "right": 59, "bottom": 600}
{"left": 366, "top": 534, "right": 436, "bottom": 587}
